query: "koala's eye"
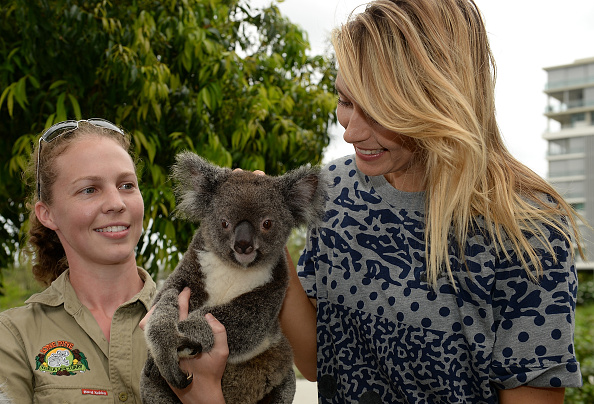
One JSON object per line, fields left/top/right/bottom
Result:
{"left": 221, "top": 220, "right": 230, "bottom": 229}
{"left": 262, "top": 219, "right": 272, "bottom": 230}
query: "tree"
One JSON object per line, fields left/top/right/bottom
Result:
{"left": 0, "top": 0, "right": 337, "bottom": 280}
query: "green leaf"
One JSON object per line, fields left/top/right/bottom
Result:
{"left": 14, "top": 76, "right": 28, "bottom": 110}
{"left": 0, "top": 85, "right": 12, "bottom": 113}
{"left": 28, "top": 75, "right": 40, "bottom": 89}
{"left": 44, "top": 114, "right": 56, "bottom": 129}
{"left": 49, "top": 80, "right": 67, "bottom": 90}
{"left": 7, "top": 89, "right": 14, "bottom": 117}
{"left": 55, "top": 93, "right": 66, "bottom": 122}
{"left": 67, "top": 94, "right": 82, "bottom": 120}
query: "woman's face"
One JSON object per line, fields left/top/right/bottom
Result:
{"left": 335, "top": 74, "right": 425, "bottom": 191}
{"left": 36, "top": 135, "right": 144, "bottom": 268}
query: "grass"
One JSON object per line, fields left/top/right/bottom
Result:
{"left": 566, "top": 302, "right": 594, "bottom": 403}
{"left": 0, "top": 263, "right": 43, "bottom": 312}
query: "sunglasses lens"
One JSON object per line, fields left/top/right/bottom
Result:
{"left": 87, "top": 118, "right": 124, "bottom": 135}
{"left": 41, "top": 121, "right": 79, "bottom": 143}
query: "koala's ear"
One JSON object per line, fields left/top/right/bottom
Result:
{"left": 171, "top": 152, "right": 230, "bottom": 222}
{"left": 278, "top": 166, "right": 326, "bottom": 226}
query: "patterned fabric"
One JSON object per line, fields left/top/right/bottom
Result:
{"left": 298, "top": 156, "right": 581, "bottom": 403}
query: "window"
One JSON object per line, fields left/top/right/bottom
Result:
{"left": 549, "top": 139, "right": 569, "bottom": 155}
{"left": 571, "top": 202, "right": 586, "bottom": 216}
{"left": 549, "top": 159, "right": 584, "bottom": 177}
{"left": 551, "top": 180, "right": 584, "bottom": 198}
{"left": 571, "top": 113, "right": 586, "bottom": 127}
{"left": 548, "top": 137, "right": 585, "bottom": 155}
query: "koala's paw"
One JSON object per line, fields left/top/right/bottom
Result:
{"left": 177, "top": 316, "right": 215, "bottom": 356}
{"left": 177, "top": 337, "right": 203, "bottom": 358}
{"left": 163, "top": 365, "right": 194, "bottom": 390}
{"left": 157, "top": 288, "right": 180, "bottom": 309}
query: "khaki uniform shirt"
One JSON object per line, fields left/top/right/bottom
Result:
{"left": 0, "top": 268, "right": 156, "bottom": 403}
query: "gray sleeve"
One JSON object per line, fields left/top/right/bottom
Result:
{"left": 489, "top": 233, "right": 581, "bottom": 389}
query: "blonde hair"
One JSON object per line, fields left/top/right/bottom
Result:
{"left": 332, "top": 0, "right": 584, "bottom": 287}
{"left": 24, "top": 122, "right": 135, "bottom": 286}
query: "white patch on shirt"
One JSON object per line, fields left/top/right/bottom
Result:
{"left": 198, "top": 250, "right": 273, "bottom": 307}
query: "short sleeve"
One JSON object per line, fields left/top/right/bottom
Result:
{"left": 0, "top": 312, "right": 35, "bottom": 402}
{"left": 297, "top": 225, "right": 321, "bottom": 300}
{"left": 489, "top": 231, "right": 582, "bottom": 389}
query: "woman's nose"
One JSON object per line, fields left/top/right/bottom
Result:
{"left": 342, "top": 108, "right": 371, "bottom": 144}
{"left": 103, "top": 189, "right": 126, "bottom": 213}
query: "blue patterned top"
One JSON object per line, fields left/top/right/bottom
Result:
{"left": 298, "top": 156, "right": 581, "bottom": 403}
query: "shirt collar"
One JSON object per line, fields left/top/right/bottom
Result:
{"left": 25, "top": 267, "right": 156, "bottom": 313}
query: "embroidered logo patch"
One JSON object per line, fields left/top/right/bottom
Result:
{"left": 35, "top": 340, "right": 90, "bottom": 376}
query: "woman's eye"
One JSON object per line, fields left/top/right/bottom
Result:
{"left": 337, "top": 97, "right": 352, "bottom": 108}
{"left": 81, "top": 187, "right": 96, "bottom": 195}
{"left": 120, "top": 183, "right": 135, "bottom": 190}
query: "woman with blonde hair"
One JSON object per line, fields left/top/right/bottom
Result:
{"left": 281, "top": 0, "right": 584, "bottom": 402}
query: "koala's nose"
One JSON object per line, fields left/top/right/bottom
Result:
{"left": 234, "top": 220, "right": 255, "bottom": 255}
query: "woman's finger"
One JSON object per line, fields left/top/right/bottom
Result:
{"left": 205, "top": 313, "right": 229, "bottom": 358}
{"left": 139, "top": 305, "right": 155, "bottom": 331}
{"left": 178, "top": 287, "right": 191, "bottom": 321}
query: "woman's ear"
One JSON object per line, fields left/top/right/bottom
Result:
{"left": 35, "top": 201, "right": 59, "bottom": 230}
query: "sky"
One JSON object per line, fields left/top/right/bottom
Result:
{"left": 250, "top": 0, "right": 594, "bottom": 177}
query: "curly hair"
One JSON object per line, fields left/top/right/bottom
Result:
{"left": 23, "top": 121, "right": 135, "bottom": 286}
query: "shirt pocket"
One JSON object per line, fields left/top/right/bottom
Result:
{"left": 34, "top": 385, "right": 113, "bottom": 403}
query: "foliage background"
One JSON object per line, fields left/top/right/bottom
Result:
{"left": 1, "top": 1, "right": 594, "bottom": 402}
{"left": 0, "top": 0, "right": 337, "bottom": 280}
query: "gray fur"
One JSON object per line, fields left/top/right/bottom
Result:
{"left": 140, "top": 152, "right": 325, "bottom": 404}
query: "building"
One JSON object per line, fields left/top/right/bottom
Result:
{"left": 543, "top": 57, "right": 594, "bottom": 270}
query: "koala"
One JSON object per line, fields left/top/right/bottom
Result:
{"left": 47, "top": 350, "right": 70, "bottom": 368}
{"left": 140, "top": 152, "right": 325, "bottom": 404}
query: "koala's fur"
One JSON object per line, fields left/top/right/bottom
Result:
{"left": 140, "top": 152, "right": 325, "bottom": 404}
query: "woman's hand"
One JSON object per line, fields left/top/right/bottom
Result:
{"left": 141, "top": 287, "right": 229, "bottom": 404}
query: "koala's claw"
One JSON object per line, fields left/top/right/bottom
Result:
{"left": 177, "top": 341, "right": 203, "bottom": 358}
{"left": 167, "top": 368, "right": 194, "bottom": 390}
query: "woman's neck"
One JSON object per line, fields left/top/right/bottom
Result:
{"left": 68, "top": 260, "right": 144, "bottom": 341}
{"left": 383, "top": 170, "right": 425, "bottom": 192}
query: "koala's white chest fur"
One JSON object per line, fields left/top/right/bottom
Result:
{"left": 197, "top": 250, "right": 273, "bottom": 307}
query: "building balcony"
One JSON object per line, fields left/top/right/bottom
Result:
{"left": 545, "top": 75, "right": 594, "bottom": 91}
{"left": 543, "top": 123, "right": 594, "bottom": 139}
{"left": 548, "top": 169, "right": 586, "bottom": 178}
{"left": 547, "top": 151, "right": 585, "bottom": 158}
{"left": 545, "top": 99, "right": 594, "bottom": 114}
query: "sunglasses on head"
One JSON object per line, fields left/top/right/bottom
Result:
{"left": 36, "top": 118, "right": 125, "bottom": 200}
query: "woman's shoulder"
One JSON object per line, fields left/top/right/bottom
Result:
{"left": 0, "top": 275, "right": 68, "bottom": 328}
{"left": 0, "top": 303, "right": 39, "bottom": 333}
{"left": 322, "top": 154, "right": 366, "bottom": 189}
{"left": 323, "top": 154, "right": 357, "bottom": 174}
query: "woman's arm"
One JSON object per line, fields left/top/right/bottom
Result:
{"left": 279, "top": 249, "right": 318, "bottom": 381}
{"left": 499, "top": 386, "right": 564, "bottom": 404}
{"left": 0, "top": 319, "right": 33, "bottom": 403}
